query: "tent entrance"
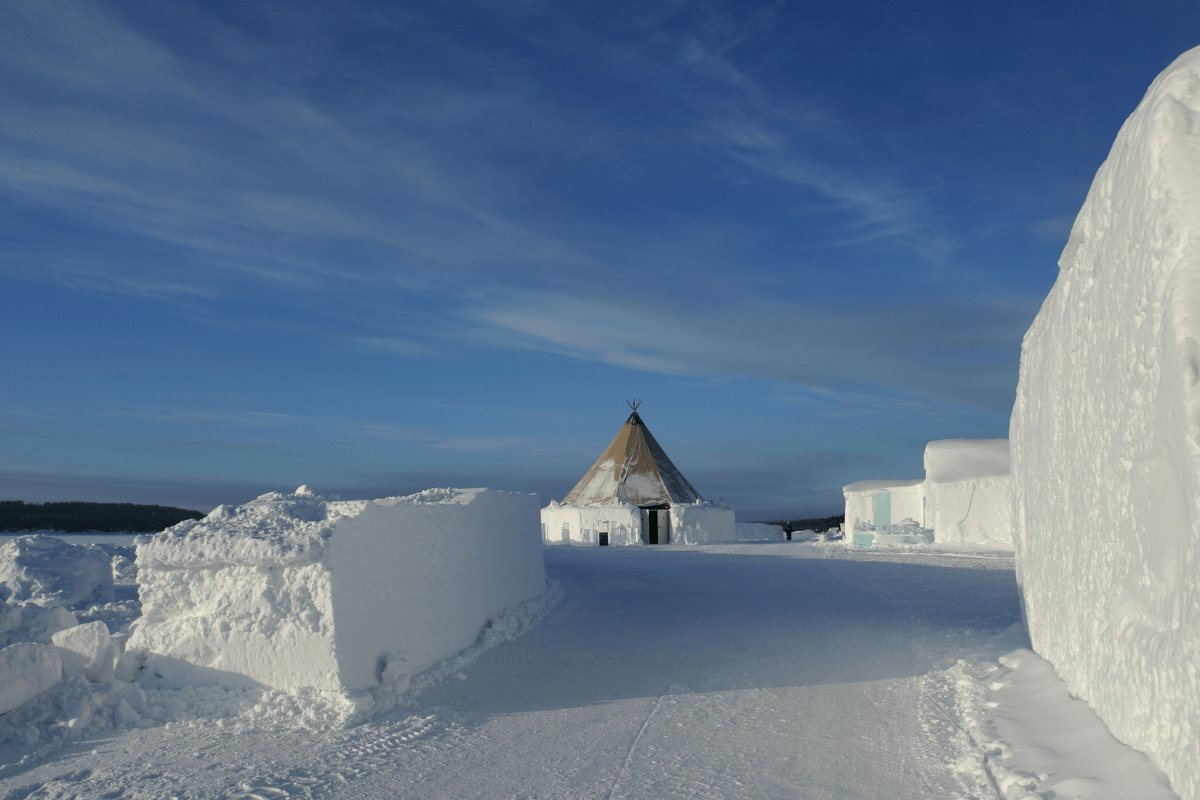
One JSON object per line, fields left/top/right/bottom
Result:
{"left": 641, "top": 504, "right": 670, "bottom": 544}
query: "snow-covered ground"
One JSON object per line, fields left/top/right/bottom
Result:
{"left": 0, "top": 541, "right": 1178, "bottom": 799}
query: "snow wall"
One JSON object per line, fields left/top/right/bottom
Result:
{"left": 671, "top": 505, "right": 736, "bottom": 544}
{"left": 1010, "top": 46, "right": 1200, "bottom": 800}
{"left": 735, "top": 522, "right": 785, "bottom": 541}
{"left": 541, "top": 501, "right": 735, "bottom": 545}
{"left": 128, "top": 487, "right": 545, "bottom": 694}
{"left": 541, "top": 503, "right": 641, "bottom": 545}
{"left": 924, "top": 439, "right": 1012, "bottom": 545}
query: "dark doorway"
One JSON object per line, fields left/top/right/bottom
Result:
{"left": 641, "top": 504, "right": 669, "bottom": 545}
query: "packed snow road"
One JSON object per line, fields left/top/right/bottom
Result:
{"left": 358, "top": 543, "right": 1020, "bottom": 800}
{"left": 0, "top": 542, "right": 1041, "bottom": 799}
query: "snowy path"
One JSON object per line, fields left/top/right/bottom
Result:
{"left": 0, "top": 542, "right": 1046, "bottom": 799}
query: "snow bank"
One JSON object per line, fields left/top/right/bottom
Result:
{"left": 0, "top": 535, "right": 113, "bottom": 608}
{"left": 1010, "top": 45, "right": 1200, "bottom": 800}
{"left": 128, "top": 487, "right": 545, "bottom": 694}
{"left": 0, "top": 604, "right": 77, "bottom": 649}
{"left": 0, "top": 536, "right": 123, "bottom": 716}
{"left": 924, "top": 439, "right": 1012, "bottom": 545}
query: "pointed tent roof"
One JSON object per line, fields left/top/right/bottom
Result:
{"left": 564, "top": 405, "right": 702, "bottom": 507}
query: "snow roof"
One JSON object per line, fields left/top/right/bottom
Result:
{"left": 564, "top": 410, "right": 702, "bottom": 507}
{"left": 842, "top": 478, "right": 924, "bottom": 495}
{"left": 924, "top": 439, "right": 1010, "bottom": 483}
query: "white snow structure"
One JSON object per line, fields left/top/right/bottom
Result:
{"left": 843, "top": 439, "right": 1013, "bottom": 547}
{"left": 923, "top": 439, "right": 1012, "bottom": 545}
{"left": 542, "top": 406, "right": 736, "bottom": 546}
{"left": 1010, "top": 46, "right": 1200, "bottom": 800}
{"left": 127, "top": 486, "right": 545, "bottom": 694}
{"left": 843, "top": 479, "right": 931, "bottom": 546}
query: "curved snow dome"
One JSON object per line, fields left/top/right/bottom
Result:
{"left": 1011, "top": 45, "right": 1200, "bottom": 800}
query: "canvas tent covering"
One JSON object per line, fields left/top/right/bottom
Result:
{"left": 564, "top": 409, "right": 701, "bottom": 506}
{"left": 544, "top": 407, "right": 735, "bottom": 546}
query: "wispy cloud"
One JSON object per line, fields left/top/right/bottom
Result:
{"left": 0, "top": 0, "right": 1035, "bottom": 417}
{"left": 100, "top": 408, "right": 301, "bottom": 427}
{"left": 476, "top": 290, "right": 1035, "bottom": 412}
{"left": 0, "top": 0, "right": 599, "bottom": 304}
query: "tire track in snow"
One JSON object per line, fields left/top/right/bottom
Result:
{"left": 604, "top": 685, "right": 676, "bottom": 800}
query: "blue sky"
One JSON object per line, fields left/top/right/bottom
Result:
{"left": 2, "top": 0, "right": 1197, "bottom": 519}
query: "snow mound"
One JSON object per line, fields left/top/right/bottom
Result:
{"left": 1011, "top": 44, "right": 1200, "bottom": 800}
{"left": 0, "top": 604, "right": 77, "bottom": 649}
{"left": 128, "top": 486, "right": 546, "bottom": 696}
{"left": 0, "top": 535, "right": 113, "bottom": 609}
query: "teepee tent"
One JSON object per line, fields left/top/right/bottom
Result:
{"left": 564, "top": 406, "right": 701, "bottom": 507}
{"left": 541, "top": 403, "right": 735, "bottom": 547}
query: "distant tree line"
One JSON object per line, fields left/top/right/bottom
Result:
{"left": 0, "top": 501, "right": 205, "bottom": 533}
{"left": 764, "top": 514, "right": 845, "bottom": 531}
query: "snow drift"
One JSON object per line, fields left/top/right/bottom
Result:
{"left": 128, "top": 487, "right": 545, "bottom": 694}
{"left": 1011, "top": 45, "right": 1200, "bottom": 800}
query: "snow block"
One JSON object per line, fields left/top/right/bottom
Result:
{"left": 1011, "top": 45, "right": 1200, "bottom": 800}
{"left": 923, "top": 439, "right": 1012, "bottom": 545}
{"left": 670, "top": 505, "right": 736, "bottom": 544}
{"left": 0, "top": 642, "right": 61, "bottom": 714}
{"left": 0, "top": 535, "right": 114, "bottom": 609}
{"left": 127, "top": 487, "right": 545, "bottom": 693}
{"left": 53, "top": 620, "right": 115, "bottom": 682}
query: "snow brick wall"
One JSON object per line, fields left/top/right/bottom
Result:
{"left": 128, "top": 487, "right": 545, "bottom": 695}
{"left": 1011, "top": 46, "right": 1200, "bottom": 800}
